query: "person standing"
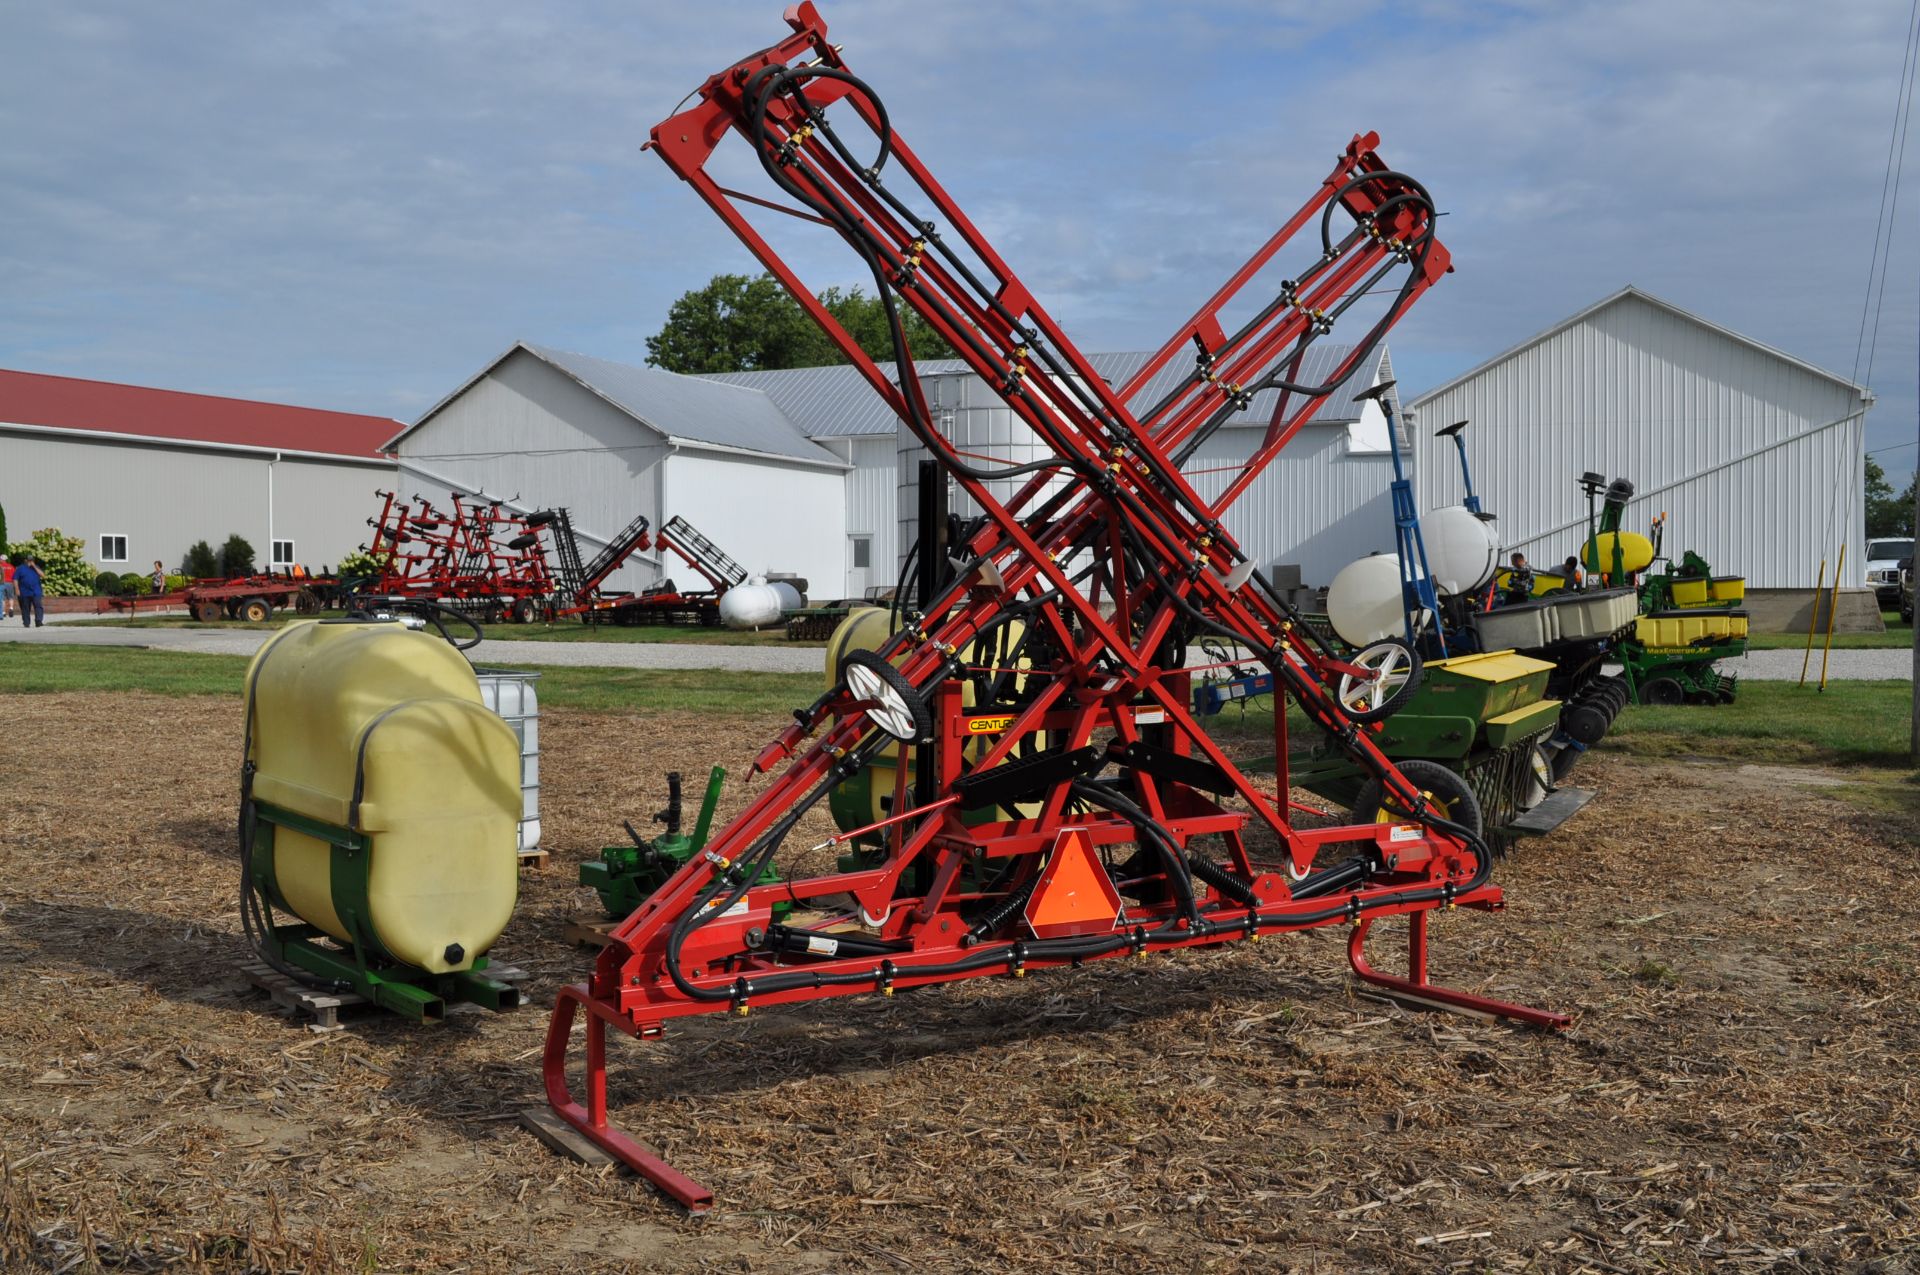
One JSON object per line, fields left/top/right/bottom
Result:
{"left": 150, "top": 559, "right": 167, "bottom": 594}
{"left": 1503, "top": 552, "right": 1534, "bottom": 606}
{"left": 15, "top": 555, "right": 45, "bottom": 627}
{"left": 1560, "top": 556, "right": 1584, "bottom": 592}
{"left": 0, "top": 556, "right": 14, "bottom": 620}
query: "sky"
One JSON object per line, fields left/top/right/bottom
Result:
{"left": 2, "top": 1, "right": 1917, "bottom": 488}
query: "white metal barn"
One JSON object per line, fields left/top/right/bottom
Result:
{"left": 717, "top": 344, "right": 1402, "bottom": 595}
{"left": 701, "top": 364, "right": 903, "bottom": 598}
{"left": 388, "top": 345, "right": 849, "bottom": 596}
{"left": 1406, "top": 287, "right": 1874, "bottom": 589}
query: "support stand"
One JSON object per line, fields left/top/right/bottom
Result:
{"left": 1347, "top": 911, "right": 1571, "bottom": 1030}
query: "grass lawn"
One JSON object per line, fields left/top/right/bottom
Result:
{"left": 1599, "top": 679, "right": 1911, "bottom": 767}
{"left": 1747, "top": 626, "right": 1914, "bottom": 650}
{"left": 8, "top": 643, "right": 1914, "bottom": 768}
{"left": 0, "top": 644, "right": 820, "bottom": 716}
{"left": 60, "top": 612, "right": 816, "bottom": 646}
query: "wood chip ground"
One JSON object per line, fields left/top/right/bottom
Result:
{"left": 1, "top": 690, "right": 1917, "bottom": 1271}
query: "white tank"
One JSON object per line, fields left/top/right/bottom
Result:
{"left": 719, "top": 579, "right": 784, "bottom": 630}
{"left": 1327, "top": 553, "right": 1412, "bottom": 647}
{"left": 1423, "top": 505, "right": 1500, "bottom": 595}
{"left": 768, "top": 581, "right": 804, "bottom": 611}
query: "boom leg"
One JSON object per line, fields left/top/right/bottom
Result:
{"left": 544, "top": 984, "right": 715, "bottom": 1212}
{"left": 1346, "top": 911, "right": 1571, "bottom": 1030}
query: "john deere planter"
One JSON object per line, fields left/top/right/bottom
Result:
{"left": 239, "top": 619, "right": 525, "bottom": 1020}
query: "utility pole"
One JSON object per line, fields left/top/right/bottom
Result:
{"left": 1911, "top": 291, "right": 1918, "bottom": 761}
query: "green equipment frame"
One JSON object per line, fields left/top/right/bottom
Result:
{"left": 245, "top": 798, "right": 522, "bottom": 1022}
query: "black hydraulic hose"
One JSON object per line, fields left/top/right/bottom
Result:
{"left": 753, "top": 68, "right": 1325, "bottom": 625}
{"left": 747, "top": 69, "right": 1090, "bottom": 490}
{"left": 661, "top": 734, "right": 890, "bottom": 1003}
{"left": 755, "top": 65, "right": 1270, "bottom": 558}
{"left": 1070, "top": 778, "right": 1201, "bottom": 925}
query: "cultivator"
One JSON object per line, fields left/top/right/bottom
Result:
{"left": 579, "top": 514, "right": 747, "bottom": 626}
{"left": 364, "top": 490, "right": 651, "bottom": 621}
{"left": 543, "top": 4, "right": 1567, "bottom": 1210}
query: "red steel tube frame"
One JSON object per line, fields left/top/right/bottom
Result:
{"left": 543, "top": 3, "right": 1563, "bottom": 1212}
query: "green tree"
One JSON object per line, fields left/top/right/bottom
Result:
{"left": 1866, "top": 457, "right": 1913, "bottom": 539}
{"left": 182, "top": 540, "right": 219, "bottom": 579}
{"left": 0, "top": 500, "right": 8, "bottom": 551}
{"left": 219, "top": 533, "right": 256, "bottom": 578}
{"left": 645, "top": 272, "right": 956, "bottom": 373}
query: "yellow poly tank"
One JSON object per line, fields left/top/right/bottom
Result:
{"left": 1668, "top": 576, "right": 1711, "bottom": 607}
{"left": 1582, "top": 531, "right": 1655, "bottom": 577}
{"left": 244, "top": 620, "right": 521, "bottom": 974}
{"left": 1634, "top": 612, "right": 1749, "bottom": 647}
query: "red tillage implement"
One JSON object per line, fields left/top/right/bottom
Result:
{"left": 545, "top": 3, "right": 1568, "bottom": 1211}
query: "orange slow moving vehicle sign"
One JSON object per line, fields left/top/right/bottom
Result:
{"left": 1023, "top": 828, "right": 1125, "bottom": 939}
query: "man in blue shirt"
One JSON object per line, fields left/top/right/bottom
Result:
{"left": 15, "top": 556, "right": 45, "bottom": 627}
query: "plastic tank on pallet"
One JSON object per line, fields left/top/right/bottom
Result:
{"left": 476, "top": 668, "right": 541, "bottom": 853}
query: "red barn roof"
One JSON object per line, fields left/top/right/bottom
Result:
{"left": 0, "top": 367, "right": 399, "bottom": 460}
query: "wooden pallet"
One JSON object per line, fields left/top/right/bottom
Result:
{"left": 240, "top": 961, "right": 363, "bottom": 1033}
{"left": 563, "top": 916, "right": 615, "bottom": 949}
{"left": 517, "top": 847, "right": 551, "bottom": 872}
{"left": 241, "top": 960, "right": 532, "bottom": 1032}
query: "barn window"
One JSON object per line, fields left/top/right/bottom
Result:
{"left": 99, "top": 534, "right": 127, "bottom": 562}
{"left": 271, "top": 539, "right": 296, "bottom": 567}
{"left": 852, "top": 537, "right": 872, "bottom": 569}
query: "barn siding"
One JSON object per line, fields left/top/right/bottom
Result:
{"left": 3, "top": 428, "right": 390, "bottom": 575}
{"left": 1408, "top": 291, "right": 1870, "bottom": 588}
{"left": 665, "top": 451, "right": 845, "bottom": 596}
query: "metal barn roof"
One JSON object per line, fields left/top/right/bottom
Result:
{"left": 701, "top": 364, "right": 901, "bottom": 439}
{"left": 701, "top": 342, "right": 1390, "bottom": 440}
{"left": 0, "top": 366, "right": 400, "bottom": 460}
{"left": 395, "top": 343, "right": 845, "bottom": 467}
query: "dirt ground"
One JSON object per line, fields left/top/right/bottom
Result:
{"left": 2, "top": 691, "right": 1918, "bottom": 1273}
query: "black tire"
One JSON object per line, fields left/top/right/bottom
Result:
{"left": 839, "top": 649, "right": 933, "bottom": 744}
{"left": 240, "top": 597, "right": 273, "bottom": 623}
{"left": 507, "top": 533, "right": 539, "bottom": 551}
{"left": 524, "top": 511, "right": 557, "bottom": 527}
{"left": 1561, "top": 701, "right": 1610, "bottom": 747}
{"left": 1333, "top": 638, "right": 1424, "bottom": 724}
{"left": 1351, "top": 759, "right": 1483, "bottom": 838}
{"left": 294, "top": 588, "right": 321, "bottom": 615}
{"left": 513, "top": 598, "right": 537, "bottom": 624}
{"left": 1642, "top": 677, "right": 1684, "bottom": 706}
{"left": 1550, "top": 744, "right": 1584, "bottom": 783}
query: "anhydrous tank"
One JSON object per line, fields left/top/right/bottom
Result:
{"left": 1423, "top": 505, "right": 1500, "bottom": 595}
{"left": 244, "top": 620, "right": 521, "bottom": 974}
{"left": 719, "top": 579, "right": 784, "bottom": 630}
{"left": 1327, "top": 554, "right": 1412, "bottom": 647}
